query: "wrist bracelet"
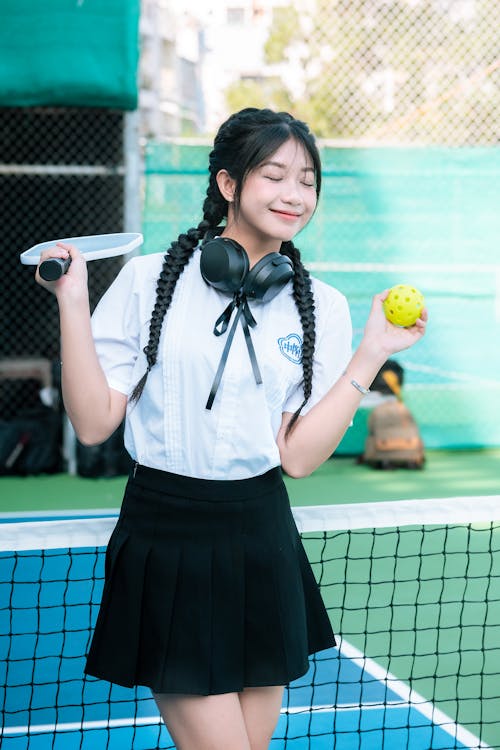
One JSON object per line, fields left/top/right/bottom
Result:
{"left": 342, "top": 370, "right": 371, "bottom": 396}
{"left": 349, "top": 378, "right": 370, "bottom": 396}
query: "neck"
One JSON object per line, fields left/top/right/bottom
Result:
{"left": 220, "top": 227, "right": 282, "bottom": 268}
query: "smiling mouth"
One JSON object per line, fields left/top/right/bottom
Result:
{"left": 270, "top": 209, "right": 302, "bottom": 219}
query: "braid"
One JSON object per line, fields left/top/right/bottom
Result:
{"left": 130, "top": 222, "right": 208, "bottom": 402}
{"left": 202, "top": 170, "right": 227, "bottom": 228}
{"left": 280, "top": 241, "right": 316, "bottom": 437}
{"left": 131, "top": 107, "right": 322, "bottom": 406}
{"left": 130, "top": 163, "right": 229, "bottom": 402}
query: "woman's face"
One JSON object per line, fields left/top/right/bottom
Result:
{"left": 222, "top": 137, "right": 318, "bottom": 256}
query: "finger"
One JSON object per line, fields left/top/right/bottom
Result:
{"left": 37, "top": 244, "right": 81, "bottom": 284}
{"left": 39, "top": 243, "right": 86, "bottom": 274}
{"left": 409, "top": 308, "right": 428, "bottom": 331}
{"left": 39, "top": 245, "right": 70, "bottom": 262}
{"left": 55, "top": 242, "right": 83, "bottom": 261}
{"left": 370, "top": 290, "right": 390, "bottom": 311}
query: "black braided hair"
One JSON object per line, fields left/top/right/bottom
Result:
{"left": 280, "top": 241, "right": 316, "bottom": 436}
{"left": 130, "top": 194, "right": 226, "bottom": 402}
{"left": 131, "top": 107, "right": 321, "bottom": 409}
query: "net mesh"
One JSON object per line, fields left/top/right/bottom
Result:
{"left": 223, "top": 0, "right": 499, "bottom": 146}
{"left": 1, "top": 497, "right": 499, "bottom": 749}
{"left": 1, "top": 0, "right": 499, "bottom": 470}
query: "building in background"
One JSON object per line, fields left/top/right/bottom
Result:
{"left": 139, "top": 0, "right": 204, "bottom": 137}
{"left": 138, "top": 0, "right": 289, "bottom": 137}
{"left": 139, "top": 0, "right": 496, "bottom": 146}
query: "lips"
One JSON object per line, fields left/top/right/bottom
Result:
{"left": 270, "top": 209, "right": 302, "bottom": 219}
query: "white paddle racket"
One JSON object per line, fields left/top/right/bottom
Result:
{"left": 20, "top": 232, "right": 143, "bottom": 280}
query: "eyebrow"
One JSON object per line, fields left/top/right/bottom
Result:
{"left": 261, "top": 160, "right": 315, "bottom": 174}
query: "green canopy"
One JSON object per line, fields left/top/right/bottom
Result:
{"left": 0, "top": 0, "right": 140, "bottom": 109}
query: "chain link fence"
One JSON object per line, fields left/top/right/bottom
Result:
{"left": 143, "top": 0, "right": 499, "bottom": 452}
{"left": 1, "top": 0, "right": 499, "bottom": 474}
{"left": 254, "top": 0, "right": 499, "bottom": 145}
{"left": 142, "top": 138, "right": 500, "bottom": 453}
{"left": 0, "top": 108, "right": 130, "bottom": 473}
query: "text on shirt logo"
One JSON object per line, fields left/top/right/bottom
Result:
{"left": 278, "top": 333, "right": 303, "bottom": 364}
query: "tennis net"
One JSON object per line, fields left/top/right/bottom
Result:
{"left": 1, "top": 495, "right": 499, "bottom": 749}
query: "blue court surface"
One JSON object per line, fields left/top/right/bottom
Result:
{"left": 0, "top": 527, "right": 489, "bottom": 750}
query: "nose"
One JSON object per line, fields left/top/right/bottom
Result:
{"left": 281, "top": 179, "right": 302, "bottom": 205}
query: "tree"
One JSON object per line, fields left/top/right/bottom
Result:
{"left": 226, "top": 0, "right": 498, "bottom": 143}
{"left": 225, "top": 77, "right": 292, "bottom": 114}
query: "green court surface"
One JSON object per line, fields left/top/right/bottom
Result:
{"left": 2, "top": 448, "right": 500, "bottom": 748}
{"left": 0, "top": 447, "right": 499, "bottom": 514}
{"left": 303, "top": 520, "right": 500, "bottom": 748}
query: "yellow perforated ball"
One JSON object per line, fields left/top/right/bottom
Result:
{"left": 383, "top": 284, "right": 425, "bottom": 327}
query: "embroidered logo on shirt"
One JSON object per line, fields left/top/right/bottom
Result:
{"left": 278, "top": 333, "right": 303, "bottom": 364}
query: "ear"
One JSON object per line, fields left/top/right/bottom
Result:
{"left": 216, "top": 169, "right": 236, "bottom": 203}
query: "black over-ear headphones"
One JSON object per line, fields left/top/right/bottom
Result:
{"left": 199, "top": 235, "right": 294, "bottom": 410}
{"left": 200, "top": 236, "right": 293, "bottom": 302}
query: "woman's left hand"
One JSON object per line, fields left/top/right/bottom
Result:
{"left": 362, "top": 289, "right": 428, "bottom": 358}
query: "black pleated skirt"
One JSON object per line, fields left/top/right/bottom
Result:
{"left": 84, "top": 464, "right": 335, "bottom": 695}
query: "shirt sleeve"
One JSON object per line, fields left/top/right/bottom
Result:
{"left": 90, "top": 258, "right": 141, "bottom": 395}
{"left": 283, "top": 289, "right": 352, "bottom": 415}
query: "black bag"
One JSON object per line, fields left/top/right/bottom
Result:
{"left": 0, "top": 405, "right": 62, "bottom": 475}
{"left": 76, "top": 421, "right": 132, "bottom": 478}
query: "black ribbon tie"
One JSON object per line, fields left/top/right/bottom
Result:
{"left": 206, "top": 293, "right": 262, "bottom": 410}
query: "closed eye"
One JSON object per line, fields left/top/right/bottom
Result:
{"left": 264, "top": 175, "right": 315, "bottom": 187}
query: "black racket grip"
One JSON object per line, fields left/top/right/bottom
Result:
{"left": 39, "top": 256, "right": 72, "bottom": 281}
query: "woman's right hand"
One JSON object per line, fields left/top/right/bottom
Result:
{"left": 35, "top": 242, "right": 88, "bottom": 299}
{"left": 35, "top": 241, "right": 125, "bottom": 444}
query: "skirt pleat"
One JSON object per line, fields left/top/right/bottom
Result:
{"left": 84, "top": 465, "right": 336, "bottom": 695}
{"left": 137, "top": 543, "right": 182, "bottom": 689}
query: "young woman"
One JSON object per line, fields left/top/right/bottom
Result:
{"left": 36, "top": 107, "right": 427, "bottom": 750}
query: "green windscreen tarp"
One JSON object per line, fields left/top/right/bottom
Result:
{"left": 0, "top": 0, "right": 140, "bottom": 109}
{"left": 142, "top": 144, "right": 500, "bottom": 451}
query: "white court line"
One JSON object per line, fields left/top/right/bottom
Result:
{"left": 1, "top": 513, "right": 496, "bottom": 746}
{"left": 0, "top": 701, "right": 465, "bottom": 737}
{"left": 338, "top": 639, "right": 492, "bottom": 749}
{"left": 1, "top": 715, "right": 162, "bottom": 735}
{"left": 0, "top": 700, "right": 404, "bottom": 735}
{"left": 1, "top": 642, "right": 491, "bottom": 748}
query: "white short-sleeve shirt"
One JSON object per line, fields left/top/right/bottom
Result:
{"left": 91, "top": 248, "right": 352, "bottom": 480}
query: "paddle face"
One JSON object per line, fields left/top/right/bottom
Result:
{"left": 20, "top": 232, "right": 144, "bottom": 266}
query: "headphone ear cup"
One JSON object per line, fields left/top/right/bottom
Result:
{"left": 243, "top": 253, "right": 294, "bottom": 302}
{"left": 200, "top": 238, "right": 249, "bottom": 294}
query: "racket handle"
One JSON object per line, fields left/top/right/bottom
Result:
{"left": 39, "top": 256, "right": 72, "bottom": 281}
